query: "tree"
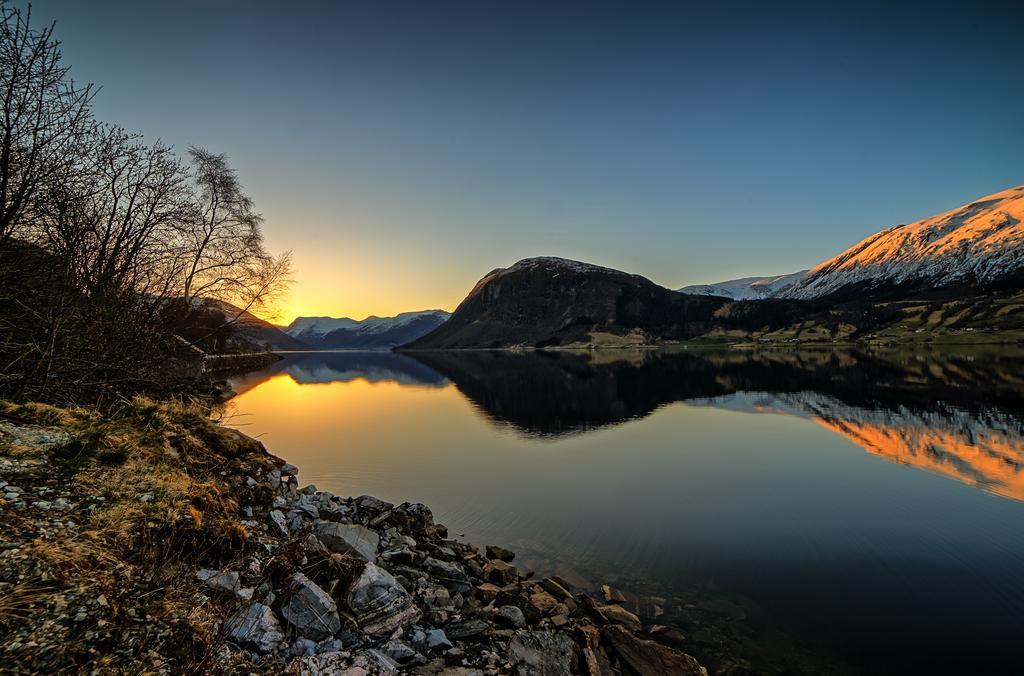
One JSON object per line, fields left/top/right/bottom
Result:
{"left": 0, "top": 1, "right": 95, "bottom": 251}
{"left": 174, "top": 146, "right": 291, "bottom": 328}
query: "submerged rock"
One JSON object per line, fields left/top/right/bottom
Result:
{"left": 485, "top": 544, "right": 516, "bottom": 562}
{"left": 599, "top": 603, "right": 642, "bottom": 632}
{"left": 347, "top": 562, "right": 420, "bottom": 635}
{"left": 602, "top": 625, "right": 707, "bottom": 676}
{"left": 280, "top": 573, "right": 341, "bottom": 641}
{"left": 223, "top": 602, "right": 285, "bottom": 654}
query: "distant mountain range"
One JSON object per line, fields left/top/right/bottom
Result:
{"left": 679, "top": 270, "right": 808, "bottom": 300}
{"left": 283, "top": 310, "right": 450, "bottom": 349}
{"left": 406, "top": 185, "right": 1024, "bottom": 348}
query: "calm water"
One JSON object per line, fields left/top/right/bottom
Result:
{"left": 226, "top": 348, "right": 1024, "bottom": 674}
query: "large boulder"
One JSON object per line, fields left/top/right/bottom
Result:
{"left": 223, "top": 602, "right": 285, "bottom": 654}
{"left": 347, "top": 563, "right": 420, "bottom": 635}
{"left": 280, "top": 573, "right": 341, "bottom": 641}
{"left": 315, "top": 521, "right": 379, "bottom": 561}
{"left": 602, "top": 625, "right": 707, "bottom": 676}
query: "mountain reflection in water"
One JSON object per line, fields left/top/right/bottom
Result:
{"left": 245, "top": 348, "right": 1024, "bottom": 502}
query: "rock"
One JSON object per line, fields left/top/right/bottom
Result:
{"left": 316, "top": 638, "right": 346, "bottom": 654}
{"left": 599, "top": 604, "right": 642, "bottom": 632}
{"left": 381, "top": 639, "right": 418, "bottom": 663}
{"left": 291, "top": 637, "right": 318, "bottom": 657}
{"left": 355, "top": 495, "right": 393, "bottom": 514}
{"left": 425, "top": 628, "right": 452, "bottom": 650}
{"left": 445, "top": 618, "right": 490, "bottom": 639}
{"left": 347, "top": 562, "right": 420, "bottom": 635}
{"left": 485, "top": 545, "right": 515, "bottom": 562}
{"left": 281, "top": 462, "right": 299, "bottom": 476}
{"left": 268, "top": 509, "right": 289, "bottom": 537}
{"left": 495, "top": 605, "right": 526, "bottom": 629}
{"left": 294, "top": 494, "right": 321, "bottom": 519}
{"left": 204, "top": 570, "right": 240, "bottom": 594}
{"left": 507, "top": 630, "right": 574, "bottom": 676}
{"left": 391, "top": 502, "right": 434, "bottom": 534}
{"left": 280, "top": 573, "right": 341, "bottom": 641}
{"left": 483, "top": 559, "right": 518, "bottom": 586}
{"left": 539, "top": 576, "right": 575, "bottom": 602}
{"left": 528, "top": 589, "right": 559, "bottom": 617}
{"left": 315, "top": 521, "right": 379, "bottom": 560}
{"left": 297, "top": 648, "right": 399, "bottom": 675}
{"left": 223, "top": 602, "right": 285, "bottom": 654}
{"left": 601, "top": 584, "right": 627, "bottom": 604}
{"left": 475, "top": 582, "right": 502, "bottom": 601}
{"left": 602, "top": 625, "right": 707, "bottom": 676}
{"left": 423, "top": 557, "right": 471, "bottom": 592}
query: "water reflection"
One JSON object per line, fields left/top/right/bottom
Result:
{"left": 227, "top": 348, "right": 1024, "bottom": 674}
{"left": 242, "top": 349, "right": 1024, "bottom": 502}
{"left": 413, "top": 348, "right": 1024, "bottom": 501}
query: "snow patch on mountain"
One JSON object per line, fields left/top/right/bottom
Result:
{"left": 678, "top": 270, "right": 808, "bottom": 300}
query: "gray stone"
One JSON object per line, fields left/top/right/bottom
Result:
{"left": 425, "top": 628, "right": 452, "bottom": 650}
{"left": 446, "top": 618, "right": 490, "bottom": 640}
{"left": 315, "top": 521, "right": 379, "bottom": 561}
{"left": 316, "top": 637, "right": 346, "bottom": 654}
{"left": 507, "top": 630, "right": 574, "bottom": 676}
{"left": 268, "top": 509, "right": 289, "bottom": 537}
{"left": 223, "top": 602, "right": 285, "bottom": 654}
{"left": 291, "top": 637, "right": 318, "bottom": 657}
{"left": 281, "top": 462, "right": 299, "bottom": 476}
{"left": 204, "top": 570, "right": 240, "bottom": 594}
{"left": 381, "top": 639, "right": 418, "bottom": 662}
{"left": 423, "top": 557, "right": 471, "bottom": 592}
{"left": 355, "top": 495, "right": 393, "bottom": 514}
{"left": 280, "top": 573, "right": 341, "bottom": 641}
{"left": 495, "top": 605, "right": 526, "bottom": 629}
{"left": 347, "top": 562, "right": 420, "bottom": 635}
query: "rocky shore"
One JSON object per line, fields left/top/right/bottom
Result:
{"left": 0, "top": 399, "right": 708, "bottom": 675}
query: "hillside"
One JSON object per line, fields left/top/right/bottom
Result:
{"left": 403, "top": 257, "right": 726, "bottom": 349}
{"left": 202, "top": 300, "right": 309, "bottom": 351}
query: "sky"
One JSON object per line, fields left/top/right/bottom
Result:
{"left": 27, "top": 0, "right": 1024, "bottom": 323}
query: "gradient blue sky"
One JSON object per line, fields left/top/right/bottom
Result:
{"left": 29, "top": 0, "right": 1024, "bottom": 320}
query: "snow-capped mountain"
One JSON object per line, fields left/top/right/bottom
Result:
{"left": 781, "top": 185, "right": 1024, "bottom": 300}
{"left": 285, "top": 310, "right": 451, "bottom": 349}
{"left": 678, "top": 270, "right": 807, "bottom": 300}
{"left": 680, "top": 185, "right": 1024, "bottom": 302}
{"left": 284, "top": 316, "right": 360, "bottom": 340}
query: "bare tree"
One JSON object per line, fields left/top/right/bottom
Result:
{"left": 0, "top": 1, "right": 95, "bottom": 251}
{"left": 176, "top": 146, "right": 292, "bottom": 326}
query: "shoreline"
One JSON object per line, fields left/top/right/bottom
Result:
{"left": 0, "top": 399, "right": 709, "bottom": 675}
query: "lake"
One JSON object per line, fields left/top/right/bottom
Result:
{"left": 226, "top": 347, "right": 1024, "bottom": 675}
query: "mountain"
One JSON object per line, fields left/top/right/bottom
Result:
{"left": 782, "top": 185, "right": 1024, "bottom": 300}
{"left": 402, "top": 257, "right": 726, "bottom": 349}
{"left": 285, "top": 310, "right": 450, "bottom": 349}
{"left": 203, "top": 300, "right": 308, "bottom": 351}
{"left": 681, "top": 185, "right": 1024, "bottom": 302}
{"left": 679, "top": 270, "right": 807, "bottom": 300}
